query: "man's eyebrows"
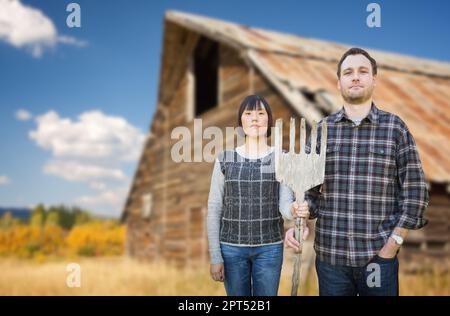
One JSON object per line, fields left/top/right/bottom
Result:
{"left": 343, "top": 66, "right": 369, "bottom": 72}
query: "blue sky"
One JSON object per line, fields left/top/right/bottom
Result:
{"left": 0, "top": 0, "right": 449, "bottom": 218}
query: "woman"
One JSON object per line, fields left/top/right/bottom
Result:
{"left": 207, "top": 94, "right": 310, "bottom": 296}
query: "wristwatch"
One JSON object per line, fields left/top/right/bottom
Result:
{"left": 390, "top": 233, "right": 404, "bottom": 245}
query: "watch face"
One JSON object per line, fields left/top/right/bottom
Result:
{"left": 392, "top": 235, "right": 403, "bottom": 245}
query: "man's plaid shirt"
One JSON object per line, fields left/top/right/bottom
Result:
{"left": 306, "top": 104, "right": 429, "bottom": 267}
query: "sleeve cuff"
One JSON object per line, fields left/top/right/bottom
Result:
{"left": 209, "top": 249, "right": 224, "bottom": 264}
{"left": 396, "top": 214, "right": 428, "bottom": 230}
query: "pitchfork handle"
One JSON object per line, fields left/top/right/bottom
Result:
{"left": 291, "top": 195, "right": 306, "bottom": 296}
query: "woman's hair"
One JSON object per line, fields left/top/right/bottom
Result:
{"left": 237, "top": 95, "right": 273, "bottom": 137}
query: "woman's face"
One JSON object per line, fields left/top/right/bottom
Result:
{"left": 241, "top": 105, "right": 269, "bottom": 138}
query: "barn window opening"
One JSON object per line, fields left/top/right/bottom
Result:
{"left": 194, "top": 36, "right": 218, "bottom": 116}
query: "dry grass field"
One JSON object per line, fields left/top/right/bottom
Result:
{"left": 0, "top": 255, "right": 448, "bottom": 296}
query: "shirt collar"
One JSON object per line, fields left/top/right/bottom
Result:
{"left": 334, "top": 102, "right": 379, "bottom": 125}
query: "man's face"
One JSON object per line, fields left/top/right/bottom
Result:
{"left": 337, "top": 54, "right": 376, "bottom": 104}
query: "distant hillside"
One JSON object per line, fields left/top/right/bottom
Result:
{"left": 0, "top": 207, "right": 32, "bottom": 221}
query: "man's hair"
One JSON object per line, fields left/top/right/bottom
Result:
{"left": 336, "top": 47, "right": 377, "bottom": 78}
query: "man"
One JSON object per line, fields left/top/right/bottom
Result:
{"left": 285, "top": 47, "right": 429, "bottom": 296}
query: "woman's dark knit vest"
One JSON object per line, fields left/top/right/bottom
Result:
{"left": 218, "top": 150, "right": 284, "bottom": 245}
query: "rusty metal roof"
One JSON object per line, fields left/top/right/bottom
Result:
{"left": 166, "top": 11, "right": 450, "bottom": 184}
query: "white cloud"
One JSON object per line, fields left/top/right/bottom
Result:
{"left": 27, "top": 109, "right": 145, "bottom": 217}
{"left": 0, "top": 175, "right": 11, "bottom": 185}
{"left": 29, "top": 110, "right": 145, "bottom": 162}
{"left": 15, "top": 108, "right": 32, "bottom": 121}
{"left": 75, "top": 186, "right": 129, "bottom": 217}
{"left": 44, "top": 160, "right": 127, "bottom": 182}
{"left": 0, "top": 0, "right": 86, "bottom": 57}
{"left": 76, "top": 187, "right": 128, "bottom": 206}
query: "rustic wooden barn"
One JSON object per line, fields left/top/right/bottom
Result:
{"left": 120, "top": 11, "right": 450, "bottom": 267}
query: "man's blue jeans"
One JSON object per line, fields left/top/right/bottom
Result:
{"left": 221, "top": 242, "right": 283, "bottom": 296}
{"left": 315, "top": 255, "right": 399, "bottom": 296}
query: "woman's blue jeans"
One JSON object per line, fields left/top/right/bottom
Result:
{"left": 220, "top": 242, "right": 283, "bottom": 296}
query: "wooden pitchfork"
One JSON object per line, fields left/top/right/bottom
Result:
{"left": 274, "top": 117, "right": 327, "bottom": 296}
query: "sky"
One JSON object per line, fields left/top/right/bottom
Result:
{"left": 0, "top": 0, "right": 449, "bottom": 218}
